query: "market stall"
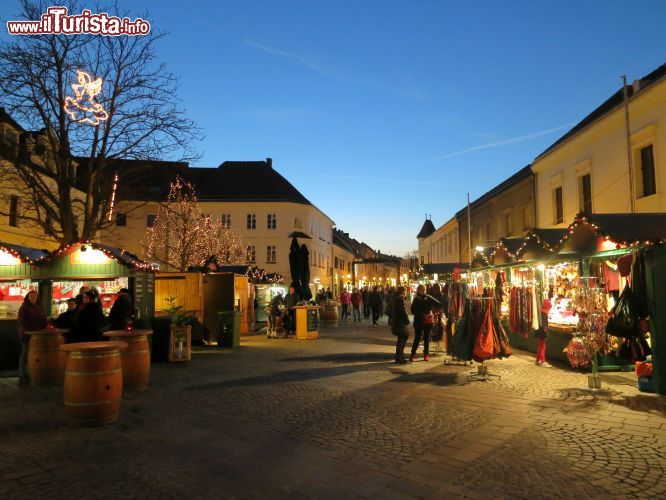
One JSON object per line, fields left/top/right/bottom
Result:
{"left": 36, "top": 242, "right": 155, "bottom": 322}
{"left": 0, "top": 242, "right": 48, "bottom": 370}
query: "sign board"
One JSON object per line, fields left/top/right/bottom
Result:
{"left": 306, "top": 308, "right": 318, "bottom": 332}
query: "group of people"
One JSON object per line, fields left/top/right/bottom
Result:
{"left": 389, "top": 284, "right": 443, "bottom": 364}
{"left": 335, "top": 285, "right": 391, "bottom": 326}
{"left": 266, "top": 286, "right": 302, "bottom": 338}
{"left": 17, "top": 286, "right": 134, "bottom": 385}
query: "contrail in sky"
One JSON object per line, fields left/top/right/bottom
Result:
{"left": 431, "top": 122, "right": 577, "bottom": 161}
{"left": 245, "top": 38, "right": 427, "bottom": 101}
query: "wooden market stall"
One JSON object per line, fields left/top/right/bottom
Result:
{"left": 0, "top": 242, "right": 48, "bottom": 370}
{"left": 35, "top": 242, "right": 155, "bottom": 322}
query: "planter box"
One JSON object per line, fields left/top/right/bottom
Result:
{"left": 169, "top": 325, "right": 191, "bottom": 362}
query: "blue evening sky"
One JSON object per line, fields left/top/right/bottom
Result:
{"left": 3, "top": 1, "right": 666, "bottom": 255}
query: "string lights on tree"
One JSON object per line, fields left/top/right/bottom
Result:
{"left": 142, "top": 176, "right": 246, "bottom": 272}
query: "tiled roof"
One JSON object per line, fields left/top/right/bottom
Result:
{"left": 196, "top": 160, "right": 311, "bottom": 205}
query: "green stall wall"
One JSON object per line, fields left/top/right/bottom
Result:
{"left": 645, "top": 246, "right": 666, "bottom": 396}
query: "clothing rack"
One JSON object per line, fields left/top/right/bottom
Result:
{"left": 467, "top": 361, "right": 501, "bottom": 382}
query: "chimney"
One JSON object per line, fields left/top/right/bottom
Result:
{"left": 266, "top": 157, "right": 273, "bottom": 168}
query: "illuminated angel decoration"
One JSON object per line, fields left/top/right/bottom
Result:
{"left": 64, "top": 70, "right": 109, "bottom": 126}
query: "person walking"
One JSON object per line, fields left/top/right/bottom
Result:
{"left": 390, "top": 286, "right": 410, "bottom": 364}
{"left": 351, "top": 288, "right": 362, "bottom": 322}
{"left": 17, "top": 291, "right": 47, "bottom": 386}
{"left": 385, "top": 288, "right": 394, "bottom": 326}
{"left": 409, "top": 284, "right": 442, "bottom": 362}
{"left": 369, "top": 286, "right": 383, "bottom": 326}
{"left": 339, "top": 288, "right": 351, "bottom": 322}
{"left": 535, "top": 289, "right": 553, "bottom": 367}
{"left": 361, "top": 286, "right": 370, "bottom": 319}
{"left": 71, "top": 291, "right": 107, "bottom": 343}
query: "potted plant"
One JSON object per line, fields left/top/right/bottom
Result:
{"left": 164, "top": 296, "right": 195, "bottom": 362}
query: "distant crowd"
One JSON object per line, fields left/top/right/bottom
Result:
{"left": 321, "top": 286, "right": 392, "bottom": 326}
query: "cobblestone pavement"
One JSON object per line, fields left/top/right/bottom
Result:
{"left": 1, "top": 318, "right": 665, "bottom": 499}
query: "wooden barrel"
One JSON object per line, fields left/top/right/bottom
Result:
{"left": 104, "top": 331, "right": 152, "bottom": 391}
{"left": 27, "top": 331, "right": 66, "bottom": 386}
{"left": 320, "top": 301, "right": 340, "bottom": 327}
{"left": 61, "top": 342, "right": 126, "bottom": 425}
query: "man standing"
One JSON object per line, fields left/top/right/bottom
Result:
{"left": 284, "top": 286, "right": 300, "bottom": 335}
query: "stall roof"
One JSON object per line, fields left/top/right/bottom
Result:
{"left": 572, "top": 213, "right": 666, "bottom": 245}
{"left": 530, "top": 229, "right": 568, "bottom": 249}
{"left": 91, "top": 243, "right": 150, "bottom": 270}
{"left": 44, "top": 241, "right": 153, "bottom": 271}
{"left": 423, "top": 263, "right": 468, "bottom": 274}
{"left": 0, "top": 241, "right": 49, "bottom": 263}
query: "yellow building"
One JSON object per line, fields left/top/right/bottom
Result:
{"left": 533, "top": 63, "right": 666, "bottom": 228}
{"left": 417, "top": 216, "right": 459, "bottom": 265}
{"left": 100, "top": 158, "right": 336, "bottom": 296}
{"left": 0, "top": 108, "right": 84, "bottom": 250}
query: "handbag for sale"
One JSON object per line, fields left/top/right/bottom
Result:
{"left": 605, "top": 285, "right": 639, "bottom": 338}
{"left": 423, "top": 312, "right": 435, "bottom": 325}
{"left": 472, "top": 305, "right": 495, "bottom": 361}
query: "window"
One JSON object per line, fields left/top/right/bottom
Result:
{"left": 246, "top": 245, "right": 256, "bottom": 263}
{"left": 505, "top": 213, "right": 513, "bottom": 236}
{"left": 267, "top": 214, "right": 277, "bottom": 229}
{"left": 116, "top": 213, "right": 127, "bottom": 227}
{"left": 266, "top": 245, "right": 276, "bottom": 263}
{"left": 221, "top": 214, "right": 231, "bottom": 228}
{"left": 554, "top": 187, "right": 563, "bottom": 224}
{"left": 486, "top": 223, "right": 493, "bottom": 243}
{"left": 522, "top": 206, "right": 530, "bottom": 230}
{"left": 247, "top": 214, "right": 256, "bottom": 229}
{"left": 146, "top": 214, "right": 157, "bottom": 228}
{"left": 640, "top": 145, "right": 656, "bottom": 197}
{"left": 334, "top": 256, "right": 339, "bottom": 269}
{"left": 420, "top": 255, "right": 424, "bottom": 265}
{"left": 8, "top": 195, "right": 19, "bottom": 227}
{"left": 294, "top": 217, "right": 302, "bottom": 229}
{"left": 579, "top": 174, "right": 592, "bottom": 213}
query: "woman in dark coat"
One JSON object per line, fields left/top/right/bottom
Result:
{"left": 390, "top": 286, "right": 410, "bottom": 364}
{"left": 410, "top": 284, "right": 442, "bottom": 362}
{"left": 108, "top": 288, "right": 133, "bottom": 330}
{"left": 71, "top": 291, "right": 107, "bottom": 343}
{"left": 17, "top": 291, "right": 47, "bottom": 384}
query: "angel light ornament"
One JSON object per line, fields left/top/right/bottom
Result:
{"left": 64, "top": 70, "right": 109, "bottom": 126}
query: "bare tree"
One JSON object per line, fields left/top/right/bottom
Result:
{"left": 143, "top": 176, "right": 246, "bottom": 272}
{"left": 0, "top": 0, "right": 202, "bottom": 243}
